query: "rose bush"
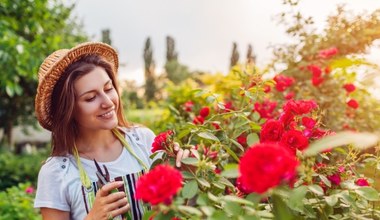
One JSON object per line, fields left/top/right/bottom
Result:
{"left": 134, "top": 65, "right": 380, "bottom": 219}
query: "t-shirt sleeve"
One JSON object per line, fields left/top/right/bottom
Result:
{"left": 134, "top": 127, "right": 161, "bottom": 165}
{"left": 34, "top": 157, "right": 70, "bottom": 211}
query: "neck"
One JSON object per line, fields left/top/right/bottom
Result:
{"left": 76, "top": 129, "right": 117, "bottom": 154}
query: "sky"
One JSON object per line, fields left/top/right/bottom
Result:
{"left": 72, "top": 0, "right": 380, "bottom": 85}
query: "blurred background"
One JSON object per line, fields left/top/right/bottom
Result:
{"left": 1, "top": 0, "right": 380, "bottom": 219}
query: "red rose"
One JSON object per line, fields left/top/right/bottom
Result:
{"left": 343, "top": 83, "right": 356, "bottom": 93}
{"left": 280, "top": 130, "right": 309, "bottom": 153}
{"left": 223, "top": 101, "right": 234, "bottom": 112}
{"left": 151, "top": 130, "right": 174, "bottom": 153}
{"left": 264, "top": 85, "right": 271, "bottom": 93}
{"left": 284, "top": 92, "right": 294, "bottom": 100}
{"left": 307, "top": 64, "right": 322, "bottom": 78}
{"left": 135, "top": 164, "right": 183, "bottom": 205}
{"left": 183, "top": 101, "right": 194, "bottom": 112}
{"left": 273, "top": 75, "right": 295, "bottom": 92}
{"left": 239, "top": 143, "right": 299, "bottom": 194}
{"left": 327, "top": 173, "right": 341, "bottom": 185}
{"left": 318, "top": 47, "right": 338, "bottom": 59}
{"left": 283, "top": 99, "right": 318, "bottom": 115}
{"left": 355, "top": 178, "right": 370, "bottom": 187}
{"left": 347, "top": 99, "right": 359, "bottom": 109}
{"left": 199, "top": 106, "right": 210, "bottom": 118}
{"left": 193, "top": 115, "right": 205, "bottom": 125}
{"left": 279, "top": 111, "right": 295, "bottom": 126}
{"left": 260, "top": 119, "right": 284, "bottom": 143}
{"left": 302, "top": 117, "right": 316, "bottom": 129}
{"left": 254, "top": 100, "right": 277, "bottom": 119}
{"left": 312, "top": 76, "right": 324, "bottom": 87}
{"left": 237, "top": 133, "right": 248, "bottom": 148}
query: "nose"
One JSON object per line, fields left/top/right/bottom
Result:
{"left": 100, "top": 93, "right": 114, "bottom": 109}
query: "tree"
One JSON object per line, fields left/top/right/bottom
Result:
{"left": 0, "top": 0, "right": 87, "bottom": 146}
{"left": 230, "top": 42, "right": 239, "bottom": 68}
{"left": 164, "top": 36, "right": 190, "bottom": 84}
{"left": 166, "top": 36, "right": 178, "bottom": 62}
{"left": 246, "top": 44, "right": 256, "bottom": 65}
{"left": 101, "top": 29, "right": 112, "bottom": 45}
{"left": 143, "top": 37, "right": 157, "bottom": 102}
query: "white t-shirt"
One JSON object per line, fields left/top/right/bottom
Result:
{"left": 34, "top": 127, "right": 155, "bottom": 220}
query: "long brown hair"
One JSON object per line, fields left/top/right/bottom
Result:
{"left": 50, "top": 55, "right": 129, "bottom": 156}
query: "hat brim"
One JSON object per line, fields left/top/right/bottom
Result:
{"left": 35, "top": 42, "right": 119, "bottom": 131}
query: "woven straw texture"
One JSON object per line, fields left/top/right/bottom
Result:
{"left": 35, "top": 42, "right": 118, "bottom": 131}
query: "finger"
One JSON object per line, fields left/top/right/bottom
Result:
{"left": 182, "top": 149, "right": 190, "bottom": 159}
{"left": 97, "top": 181, "right": 124, "bottom": 197}
{"left": 110, "top": 202, "right": 131, "bottom": 217}
{"left": 105, "top": 191, "right": 126, "bottom": 204}
{"left": 173, "top": 142, "right": 180, "bottom": 152}
{"left": 176, "top": 149, "right": 184, "bottom": 167}
{"left": 108, "top": 197, "right": 129, "bottom": 211}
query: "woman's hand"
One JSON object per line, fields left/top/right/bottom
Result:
{"left": 85, "top": 181, "right": 129, "bottom": 220}
{"left": 174, "top": 143, "right": 198, "bottom": 168}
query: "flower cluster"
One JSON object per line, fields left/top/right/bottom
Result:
{"left": 259, "top": 99, "right": 327, "bottom": 154}
{"left": 135, "top": 164, "right": 183, "bottom": 205}
{"left": 273, "top": 74, "right": 295, "bottom": 92}
{"left": 151, "top": 130, "right": 175, "bottom": 154}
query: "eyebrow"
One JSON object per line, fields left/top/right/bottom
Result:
{"left": 78, "top": 80, "right": 113, "bottom": 98}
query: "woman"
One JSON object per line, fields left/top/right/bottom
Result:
{"left": 34, "top": 42, "right": 186, "bottom": 220}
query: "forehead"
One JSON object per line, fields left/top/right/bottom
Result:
{"left": 74, "top": 67, "right": 113, "bottom": 93}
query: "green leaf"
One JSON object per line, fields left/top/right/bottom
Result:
{"left": 197, "top": 177, "right": 211, "bottom": 188}
{"left": 197, "top": 131, "right": 219, "bottom": 142}
{"left": 168, "top": 104, "right": 181, "bottom": 115}
{"left": 5, "top": 85, "right": 14, "bottom": 97}
{"left": 220, "top": 144, "right": 240, "bottom": 162}
{"left": 304, "top": 131, "right": 379, "bottom": 157}
{"left": 200, "top": 206, "right": 215, "bottom": 216}
{"left": 319, "top": 175, "right": 332, "bottom": 188}
{"left": 206, "top": 95, "right": 216, "bottom": 103}
{"left": 230, "top": 139, "right": 245, "bottom": 152}
{"left": 182, "top": 180, "right": 198, "bottom": 199}
{"left": 142, "top": 210, "right": 155, "bottom": 220}
{"left": 272, "top": 194, "right": 295, "bottom": 220}
{"left": 177, "top": 129, "right": 191, "bottom": 139}
{"left": 246, "top": 193, "right": 262, "bottom": 204}
{"left": 224, "top": 201, "right": 243, "bottom": 216}
{"left": 196, "top": 193, "right": 209, "bottom": 206}
{"left": 181, "top": 157, "right": 198, "bottom": 165}
{"left": 247, "top": 133, "right": 259, "bottom": 146}
{"left": 181, "top": 171, "right": 195, "bottom": 179}
{"left": 221, "top": 163, "right": 239, "bottom": 178}
{"left": 178, "top": 205, "right": 203, "bottom": 216}
{"left": 209, "top": 210, "right": 230, "bottom": 220}
{"left": 308, "top": 185, "right": 324, "bottom": 196}
{"left": 288, "top": 185, "right": 307, "bottom": 211}
{"left": 355, "top": 187, "right": 380, "bottom": 201}
{"left": 222, "top": 195, "right": 254, "bottom": 206}
{"left": 325, "top": 195, "right": 338, "bottom": 206}
{"left": 218, "top": 177, "right": 235, "bottom": 188}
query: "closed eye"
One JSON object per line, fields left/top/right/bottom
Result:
{"left": 85, "top": 96, "right": 96, "bottom": 102}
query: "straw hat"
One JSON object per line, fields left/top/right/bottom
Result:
{"left": 35, "top": 42, "right": 119, "bottom": 131}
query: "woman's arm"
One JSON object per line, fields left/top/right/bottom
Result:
{"left": 40, "top": 208, "right": 70, "bottom": 220}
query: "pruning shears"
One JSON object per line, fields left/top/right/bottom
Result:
{"left": 94, "top": 159, "right": 118, "bottom": 193}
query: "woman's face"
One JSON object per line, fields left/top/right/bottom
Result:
{"left": 73, "top": 66, "right": 119, "bottom": 132}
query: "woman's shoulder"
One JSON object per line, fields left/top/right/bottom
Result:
{"left": 38, "top": 156, "right": 72, "bottom": 178}
{"left": 120, "top": 125, "right": 156, "bottom": 139}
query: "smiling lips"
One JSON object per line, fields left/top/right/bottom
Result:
{"left": 98, "top": 109, "right": 115, "bottom": 119}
